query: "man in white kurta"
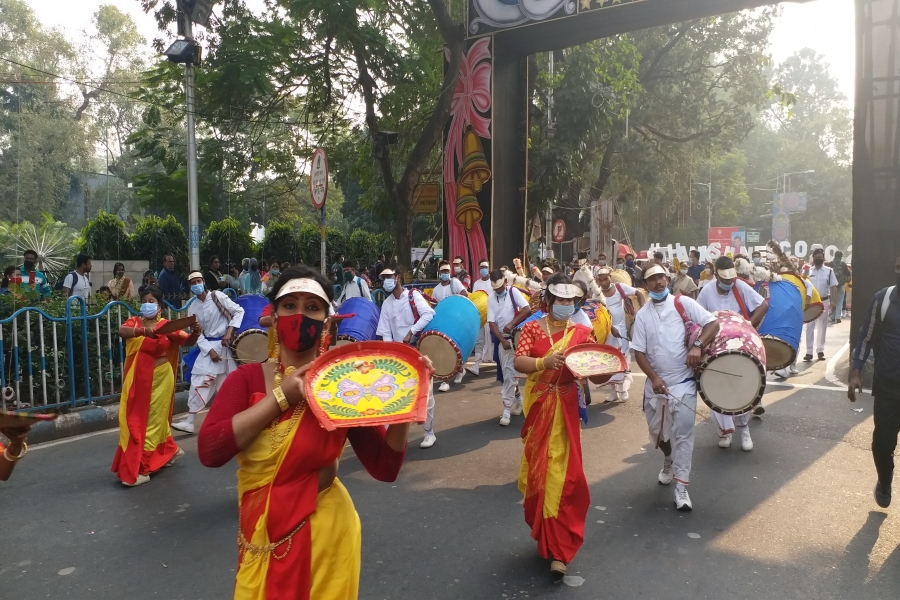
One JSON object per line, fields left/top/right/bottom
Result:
{"left": 172, "top": 272, "right": 245, "bottom": 434}
{"left": 487, "top": 271, "right": 532, "bottom": 426}
{"left": 597, "top": 268, "right": 642, "bottom": 401}
{"left": 804, "top": 247, "right": 838, "bottom": 361}
{"left": 467, "top": 259, "right": 494, "bottom": 376}
{"left": 431, "top": 262, "right": 469, "bottom": 390}
{"left": 695, "top": 257, "right": 768, "bottom": 451}
{"left": 375, "top": 268, "right": 438, "bottom": 448}
{"left": 633, "top": 265, "right": 718, "bottom": 512}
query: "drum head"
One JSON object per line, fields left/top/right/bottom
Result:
{"left": 761, "top": 336, "right": 797, "bottom": 371}
{"left": 417, "top": 333, "right": 460, "bottom": 380}
{"left": 698, "top": 353, "right": 765, "bottom": 415}
{"left": 233, "top": 329, "right": 270, "bottom": 364}
{"left": 803, "top": 303, "right": 824, "bottom": 323}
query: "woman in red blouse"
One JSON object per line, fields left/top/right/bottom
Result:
{"left": 198, "top": 266, "right": 412, "bottom": 600}
{"left": 513, "top": 273, "right": 595, "bottom": 576}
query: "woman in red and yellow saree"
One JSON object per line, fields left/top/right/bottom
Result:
{"left": 198, "top": 266, "right": 416, "bottom": 600}
{"left": 112, "top": 285, "right": 199, "bottom": 487}
{"left": 514, "top": 274, "right": 595, "bottom": 576}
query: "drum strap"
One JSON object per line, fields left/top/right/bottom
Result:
{"left": 210, "top": 291, "right": 234, "bottom": 323}
{"left": 732, "top": 284, "right": 751, "bottom": 321}
{"left": 615, "top": 284, "right": 635, "bottom": 316}
{"left": 408, "top": 289, "right": 421, "bottom": 322}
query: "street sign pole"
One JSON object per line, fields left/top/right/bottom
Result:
{"left": 320, "top": 207, "right": 326, "bottom": 275}
{"left": 310, "top": 148, "right": 329, "bottom": 276}
{"left": 184, "top": 15, "right": 200, "bottom": 272}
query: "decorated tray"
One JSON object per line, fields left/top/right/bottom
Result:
{"left": 305, "top": 341, "right": 431, "bottom": 431}
{"left": 0, "top": 411, "right": 58, "bottom": 428}
{"left": 563, "top": 344, "right": 628, "bottom": 379}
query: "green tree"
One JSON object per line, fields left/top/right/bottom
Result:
{"left": 79, "top": 211, "right": 134, "bottom": 260}
{"left": 260, "top": 221, "right": 298, "bottom": 264}
{"left": 199, "top": 216, "right": 255, "bottom": 266}
{"left": 131, "top": 214, "right": 188, "bottom": 274}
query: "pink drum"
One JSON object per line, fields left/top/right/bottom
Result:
{"left": 692, "top": 310, "right": 767, "bottom": 416}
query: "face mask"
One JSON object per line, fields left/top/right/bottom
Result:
{"left": 140, "top": 302, "right": 159, "bottom": 318}
{"left": 680, "top": 269, "right": 688, "bottom": 275}
{"left": 717, "top": 281, "right": 735, "bottom": 292}
{"left": 626, "top": 260, "right": 634, "bottom": 268}
{"left": 276, "top": 313, "right": 325, "bottom": 353}
{"left": 480, "top": 268, "right": 489, "bottom": 277}
{"left": 382, "top": 278, "right": 397, "bottom": 293}
{"left": 23, "top": 261, "right": 34, "bottom": 271}
{"left": 649, "top": 288, "right": 669, "bottom": 301}
{"left": 551, "top": 304, "right": 576, "bottom": 320}
{"left": 495, "top": 289, "right": 507, "bottom": 299}
{"left": 440, "top": 273, "right": 450, "bottom": 282}
{"left": 598, "top": 260, "right": 607, "bottom": 266}
{"left": 813, "top": 258, "right": 824, "bottom": 266}
{"left": 753, "top": 258, "right": 761, "bottom": 265}
{"left": 343, "top": 271, "right": 354, "bottom": 282}
{"left": 270, "top": 269, "right": 280, "bottom": 277}
{"left": 616, "top": 264, "right": 624, "bottom": 270}
{"left": 191, "top": 283, "right": 205, "bottom": 296}
{"left": 454, "top": 266, "right": 462, "bottom": 274}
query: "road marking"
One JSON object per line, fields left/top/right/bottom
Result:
{"left": 766, "top": 380, "right": 871, "bottom": 394}
{"left": 31, "top": 427, "right": 120, "bottom": 450}
{"left": 825, "top": 341, "right": 850, "bottom": 387}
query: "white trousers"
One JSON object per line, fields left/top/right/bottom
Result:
{"left": 805, "top": 298, "right": 831, "bottom": 355}
{"left": 423, "top": 382, "right": 435, "bottom": 436}
{"left": 188, "top": 372, "right": 227, "bottom": 414}
{"left": 645, "top": 392, "right": 696, "bottom": 484}
{"left": 711, "top": 411, "right": 750, "bottom": 437}
{"left": 498, "top": 344, "right": 521, "bottom": 410}
{"left": 472, "top": 325, "right": 490, "bottom": 366}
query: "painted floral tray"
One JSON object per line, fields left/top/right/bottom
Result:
{"left": 305, "top": 341, "right": 431, "bottom": 431}
{"left": 563, "top": 344, "right": 628, "bottom": 379}
{"left": 0, "top": 411, "right": 57, "bottom": 428}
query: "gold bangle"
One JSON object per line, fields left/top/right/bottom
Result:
{"left": 272, "top": 386, "right": 290, "bottom": 412}
{"left": 535, "top": 357, "right": 544, "bottom": 371}
{"left": 4, "top": 442, "right": 26, "bottom": 462}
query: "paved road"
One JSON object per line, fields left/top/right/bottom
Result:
{"left": 3, "top": 321, "right": 898, "bottom": 599}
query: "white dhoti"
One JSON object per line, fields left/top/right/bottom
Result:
{"left": 423, "top": 381, "right": 435, "bottom": 436}
{"left": 711, "top": 411, "right": 750, "bottom": 437}
{"left": 644, "top": 380, "right": 696, "bottom": 484}
{"left": 188, "top": 340, "right": 234, "bottom": 414}
{"left": 604, "top": 333, "right": 632, "bottom": 396}
{"left": 498, "top": 343, "right": 520, "bottom": 410}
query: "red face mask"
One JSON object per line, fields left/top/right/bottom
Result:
{"left": 276, "top": 313, "right": 325, "bottom": 353}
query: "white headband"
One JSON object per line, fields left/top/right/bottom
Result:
{"left": 717, "top": 268, "right": 737, "bottom": 279}
{"left": 548, "top": 283, "right": 584, "bottom": 299}
{"left": 275, "top": 277, "right": 329, "bottom": 302}
{"left": 643, "top": 265, "right": 667, "bottom": 278}
{"left": 187, "top": 271, "right": 204, "bottom": 281}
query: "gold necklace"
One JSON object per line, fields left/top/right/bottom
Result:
{"left": 544, "top": 316, "right": 571, "bottom": 339}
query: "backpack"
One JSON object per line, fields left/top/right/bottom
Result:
{"left": 55, "top": 270, "right": 77, "bottom": 293}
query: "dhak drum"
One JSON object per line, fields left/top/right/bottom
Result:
{"left": 513, "top": 311, "right": 544, "bottom": 350}
{"left": 694, "top": 310, "right": 767, "bottom": 416}
{"left": 782, "top": 273, "right": 824, "bottom": 323}
{"left": 417, "top": 295, "right": 480, "bottom": 380}
{"left": 336, "top": 297, "right": 381, "bottom": 345}
{"left": 758, "top": 280, "right": 803, "bottom": 370}
{"left": 468, "top": 290, "right": 489, "bottom": 328}
{"left": 232, "top": 294, "right": 271, "bottom": 364}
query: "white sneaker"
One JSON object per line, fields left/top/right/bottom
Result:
{"left": 658, "top": 458, "right": 674, "bottom": 485}
{"left": 172, "top": 421, "right": 194, "bottom": 434}
{"left": 510, "top": 401, "right": 523, "bottom": 416}
{"left": 740, "top": 428, "right": 753, "bottom": 451}
{"left": 775, "top": 368, "right": 788, "bottom": 378}
{"left": 122, "top": 473, "right": 150, "bottom": 487}
{"left": 453, "top": 371, "right": 465, "bottom": 385}
{"left": 164, "top": 447, "right": 185, "bottom": 467}
{"left": 419, "top": 433, "right": 437, "bottom": 449}
{"left": 438, "top": 382, "right": 450, "bottom": 392}
{"left": 674, "top": 484, "right": 692, "bottom": 512}
{"left": 789, "top": 364, "right": 799, "bottom": 375}
{"left": 718, "top": 433, "right": 732, "bottom": 448}
{"left": 617, "top": 391, "right": 629, "bottom": 402}
{"left": 499, "top": 411, "right": 511, "bottom": 426}
{"left": 466, "top": 365, "right": 480, "bottom": 377}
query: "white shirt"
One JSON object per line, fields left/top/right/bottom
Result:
{"left": 63, "top": 271, "right": 92, "bottom": 300}
{"left": 187, "top": 291, "right": 245, "bottom": 376}
{"left": 472, "top": 277, "right": 493, "bottom": 295}
{"left": 632, "top": 295, "right": 715, "bottom": 389}
{"left": 376, "top": 289, "right": 435, "bottom": 342}
{"left": 432, "top": 278, "right": 465, "bottom": 302}
{"left": 807, "top": 265, "right": 838, "bottom": 298}
{"left": 336, "top": 276, "right": 372, "bottom": 307}
{"left": 571, "top": 309, "right": 592, "bottom": 329}
{"left": 696, "top": 279, "right": 764, "bottom": 317}
{"left": 487, "top": 287, "right": 528, "bottom": 332}
{"left": 601, "top": 283, "right": 637, "bottom": 331}
{"left": 573, "top": 267, "right": 594, "bottom": 292}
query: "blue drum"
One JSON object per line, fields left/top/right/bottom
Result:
{"left": 336, "top": 297, "right": 381, "bottom": 344}
{"left": 417, "top": 295, "right": 480, "bottom": 380}
{"left": 232, "top": 294, "right": 271, "bottom": 364}
{"left": 513, "top": 311, "right": 545, "bottom": 350}
{"left": 758, "top": 280, "right": 803, "bottom": 370}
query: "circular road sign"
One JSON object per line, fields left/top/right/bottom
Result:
{"left": 552, "top": 219, "right": 567, "bottom": 243}
{"left": 310, "top": 148, "right": 329, "bottom": 210}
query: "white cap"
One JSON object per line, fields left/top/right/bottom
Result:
{"left": 541, "top": 266, "right": 554, "bottom": 274}
{"left": 187, "top": 271, "right": 204, "bottom": 282}
{"left": 547, "top": 283, "right": 584, "bottom": 299}
{"left": 643, "top": 264, "right": 667, "bottom": 279}
{"left": 379, "top": 268, "right": 396, "bottom": 278}
{"left": 596, "top": 268, "right": 611, "bottom": 276}
{"left": 274, "top": 277, "right": 329, "bottom": 302}
{"left": 717, "top": 268, "right": 737, "bottom": 279}
{"left": 491, "top": 278, "right": 506, "bottom": 290}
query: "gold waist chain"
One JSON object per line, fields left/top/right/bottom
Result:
{"left": 237, "top": 504, "right": 307, "bottom": 563}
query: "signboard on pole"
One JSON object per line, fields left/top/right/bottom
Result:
{"left": 310, "top": 148, "right": 328, "bottom": 209}
{"left": 552, "top": 219, "right": 567, "bottom": 243}
{"left": 413, "top": 184, "right": 439, "bottom": 214}
{"left": 708, "top": 226, "right": 746, "bottom": 256}
{"left": 746, "top": 230, "right": 760, "bottom": 243}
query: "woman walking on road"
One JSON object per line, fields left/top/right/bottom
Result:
{"left": 513, "top": 273, "right": 596, "bottom": 576}
{"left": 197, "top": 266, "right": 420, "bottom": 599}
{"left": 111, "top": 285, "right": 199, "bottom": 487}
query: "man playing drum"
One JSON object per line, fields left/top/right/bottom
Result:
{"left": 376, "top": 268, "right": 439, "bottom": 449}
{"left": 633, "top": 264, "right": 719, "bottom": 512}
{"left": 488, "top": 270, "right": 532, "bottom": 426}
{"left": 696, "top": 256, "right": 768, "bottom": 451}
{"left": 173, "top": 272, "right": 245, "bottom": 434}
{"left": 467, "top": 259, "right": 494, "bottom": 377}
{"left": 432, "top": 260, "right": 469, "bottom": 392}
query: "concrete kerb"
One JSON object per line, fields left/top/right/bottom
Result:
{"left": 26, "top": 392, "right": 190, "bottom": 445}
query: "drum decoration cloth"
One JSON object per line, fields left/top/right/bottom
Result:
{"left": 468, "top": 290, "right": 489, "bottom": 328}
{"left": 581, "top": 300, "right": 612, "bottom": 343}
{"left": 234, "top": 294, "right": 270, "bottom": 335}
{"left": 305, "top": 341, "right": 430, "bottom": 431}
{"left": 563, "top": 344, "right": 627, "bottom": 379}
{"left": 336, "top": 297, "right": 381, "bottom": 343}
{"left": 757, "top": 280, "right": 803, "bottom": 370}
{"left": 417, "top": 295, "right": 481, "bottom": 380}
{"left": 513, "top": 311, "right": 545, "bottom": 350}
{"left": 693, "top": 310, "right": 767, "bottom": 416}
{"left": 232, "top": 329, "right": 270, "bottom": 364}
{"left": 782, "top": 274, "right": 823, "bottom": 323}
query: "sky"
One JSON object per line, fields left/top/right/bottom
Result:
{"left": 29, "top": 0, "right": 856, "bottom": 103}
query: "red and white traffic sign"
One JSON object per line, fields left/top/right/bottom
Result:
{"left": 552, "top": 219, "right": 566, "bottom": 243}
{"left": 310, "top": 148, "right": 329, "bottom": 209}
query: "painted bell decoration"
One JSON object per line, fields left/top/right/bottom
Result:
{"left": 455, "top": 125, "right": 490, "bottom": 232}
{"left": 455, "top": 179, "right": 483, "bottom": 232}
